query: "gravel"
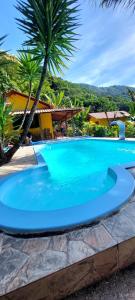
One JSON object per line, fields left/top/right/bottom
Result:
{"left": 65, "top": 264, "right": 135, "bottom": 300}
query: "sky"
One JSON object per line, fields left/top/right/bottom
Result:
{"left": 1, "top": 0, "right": 135, "bottom": 87}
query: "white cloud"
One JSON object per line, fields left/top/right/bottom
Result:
{"left": 64, "top": 3, "right": 135, "bottom": 86}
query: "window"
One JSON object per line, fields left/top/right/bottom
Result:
{"left": 13, "top": 114, "right": 40, "bottom": 129}
{"left": 24, "top": 114, "right": 39, "bottom": 128}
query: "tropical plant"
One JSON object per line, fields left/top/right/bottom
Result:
{"left": 17, "top": 51, "right": 41, "bottom": 128}
{"left": 126, "top": 122, "right": 135, "bottom": 137}
{"left": 72, "top": 106, "right": 89, "bottom": 129}
{"left": 46, "top": 91, "right": 65, "bottom": 107}
{"left": 15, "top": 0, "right": 79, "bottom": 144}
{"left": 67, "top": 125, "right": 83, "bottom": 136}
{"left": 82, "top": 122, "right": 118, "bottom": 137}
{"left": 67, "top": 106, "right": 88, "bottom": 137}
{"left": 128, "top": 89, "right": 135, "bottom": 118}
{"left": 0, "top": 35, "right": 8, "bottom": 69}
{"left": 0, "top": 36, "right": 17, "bottom": 95}
{"left": 0, "top": 70, "right": 16, "bottom": 94}
{"left": 0, "top": 97, "right": 18, "bottom": 164}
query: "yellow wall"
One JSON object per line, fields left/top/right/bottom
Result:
{"left": 7, "top": 94, "right": 45, "bottom": 111}
{"left": 7, "top": 93, "right": 54, "bottom": 139}
{"left": 89, "top": 116, "right": 128, "bottom": 126}
{"left": 39, "top": 113, "right": 54, "bottom": 138}
{"left": 29, "top": 127, "right": 41, "bottom": 136}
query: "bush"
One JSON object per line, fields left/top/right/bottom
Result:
{"left": 67, "top": 126, "right": 83, "bottom": 137}
{"left": 66, "top": 121, "right": 135, "bottom": 138}
{"left": 67, "top": 121, "right": 135, "bottom": 139}
{"left": 66, "top": 126, "right": 74, "bottom": 137}
{"left": 126, "top": 122, "right": 135, "bottom": 137}
{"left": 82, "top": 122, "right": 118, "bottom": 137}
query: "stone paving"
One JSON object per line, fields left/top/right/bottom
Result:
{"left": 0, "top": 170, "right": 135, "bottom": 299}
{"left": 0, "top": 146, "right": 36, "bottom": 178}
{"left": 0, "top": 148, "right": 135, "bottom": 299}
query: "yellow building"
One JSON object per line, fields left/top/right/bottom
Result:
{"left": 6, "top": 90, "right": 81, "bottom": 140}
{"left": 88, "top": 111, "right": 130, "bottom": 126}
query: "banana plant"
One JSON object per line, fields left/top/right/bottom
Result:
{"left": 46, "top": 91, "right": 65, "bottom": 107}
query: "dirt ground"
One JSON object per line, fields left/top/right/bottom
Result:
{"left": 65, "top": 264, "right": 135, "bottom": 300}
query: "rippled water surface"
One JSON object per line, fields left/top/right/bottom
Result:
{"left": 1, "top": 139, "right": 135, "bottom": 211}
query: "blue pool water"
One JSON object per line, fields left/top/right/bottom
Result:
{"left": 1, "top": 139, "right": 135, "bottom": 212}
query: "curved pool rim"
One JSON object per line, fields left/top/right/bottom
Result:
{"left": 0, "top": 138, "right": 135, "bottom": 235}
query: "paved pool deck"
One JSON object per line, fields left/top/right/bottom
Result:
{"left": 0, "top": 146, "right": 36, "bottom": 178}
{"left": 1, "top": 142, "right": 135, "bottom": 300}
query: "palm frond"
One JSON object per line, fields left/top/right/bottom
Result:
{"left": 0, "top": 35, "right": 9, "bottom": 68}
{"left": 100, "top": 0, "right": 135, "bottom": 9}
{"left": 17, "top": 49, "right": 41, "bottom": 82}
{"left": 0, "top": 35, "right": 7, "bottom": 52}
{"left": 16, "top": 0, "right": 79, "bottom": 74}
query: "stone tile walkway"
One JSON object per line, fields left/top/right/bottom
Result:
{"left": 0, "top": 146, "right": 36, "bottom": 178}
{"left": 0, "top": 171, "right": 135, "bottom": 299}
{"left": 65, "top": 169, "right": 135, "bottom": 300}
{"left": 0, "top": 147, "right": 135, "bottom": 300}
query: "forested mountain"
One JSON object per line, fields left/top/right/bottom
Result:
{"left": 79, "top": 84, "right": 135, "bottom": 99}
{"left": 47, "top": 77, "right": 133, "bottom": 113}
{"left": 1, "top": 53, "right": 134, "bottom": 114}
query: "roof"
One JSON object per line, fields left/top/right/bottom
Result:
{"left": 88, "top": 111, "right": 130, "bottom": 120}
{"left": 12, "top": 107, "right": 82, "bottom": 121}
{"left": 5, "top": 90, "right": 53, "bottom": 109}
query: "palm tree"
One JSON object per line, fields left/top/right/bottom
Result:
{"left": 17, "top": 51, "right": 41, "bottom": 129}
{"left": 98, "top": 0, "right": 134, "bottom": 8}
{"left": 15, "top": 0, "right": 79, "bottom": 144}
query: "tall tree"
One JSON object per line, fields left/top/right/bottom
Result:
{"left": 16, "top": 0, "right": 79, "bottom": 144}
{"left": 17, "top": 51, "right": 41, "bottom": 129}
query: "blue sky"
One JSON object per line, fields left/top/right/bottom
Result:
{"left": 0, "top": 0, "right": 135, "bottom": 86}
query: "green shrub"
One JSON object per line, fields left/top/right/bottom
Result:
{"left": 82, "top": 122, "right": 118, "bottom": 137}
{"left": 126, "top": 122, "right": 135, "bottom": 137}
{"left": 67, "top": 126, "right": 75, "bottom": 137}
{"left": 67, "top": 126, "right": 82, "bottom": 137}
{"left": 67, "top": 121, "right": 135, "bottom": 138}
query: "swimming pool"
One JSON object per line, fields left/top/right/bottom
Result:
{"left": 0, "top": 138, "right": 135, "bottom": 234}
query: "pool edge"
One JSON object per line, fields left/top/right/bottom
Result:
{"left": 0, "top": 138, "right": 135, "bottom": 234}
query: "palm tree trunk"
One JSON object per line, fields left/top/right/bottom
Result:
{"left": 2, "top": 56, "right": 48, "bottom": 165}
{"left": 0, "top": 142, "right": 17, "bottom": 166}
{"left": 19, "top": 81, "right": 32, "bottom": 130}
{"left": 105, "top": 111, "right": 110, "bottom": 126}
{"left": 1, "top": 142, "right": 20, "bottom": 165}
{"left": 0, "top": 142, "right": 5, "bottom": 163}
{"left": 20, "top": 56, "right": 48, "bottom": 144}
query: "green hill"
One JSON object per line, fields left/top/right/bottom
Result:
{"left": 0, "top": 52, "right": 133, "bottom": 114}
{"left": 47, "top": 77, "right": 133, "bottom": 113}
{"left": 79, "top": 84, "right": 135, "bottom": 99}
